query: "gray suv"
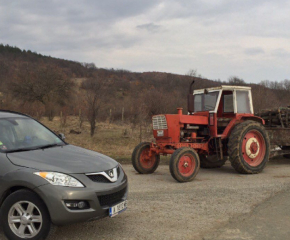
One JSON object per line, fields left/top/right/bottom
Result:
{"left": 0, "top": 111, "right": 128, "bottom": 240}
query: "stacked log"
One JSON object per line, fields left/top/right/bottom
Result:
{"left": 256, "top": 107, "right": 290, "bottom": 128}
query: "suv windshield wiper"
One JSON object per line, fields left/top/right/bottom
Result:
{"left": 5, "top": 143, "right": 64, "bottom": 153}
{"left": 36, "top": 143, "right": 64, "bottom": 150}
{"left": 6, "top": 147, "right": 40, "bottom": 153}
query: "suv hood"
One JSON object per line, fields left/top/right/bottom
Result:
{"left": 6, "top": 145, "right": 118, "bottom": 174}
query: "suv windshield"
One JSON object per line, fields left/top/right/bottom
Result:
{"left": 0, "top": 117, "right": 64, "bottom": 153}
{"left": 194, "top": 91, "right": 219, "bottom": 112}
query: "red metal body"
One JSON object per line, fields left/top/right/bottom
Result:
{"left": 150, "top": 88, "right": 264, "bottom": 157}
{"left": 130, "top": 85, "right": 280, "bottom": 182}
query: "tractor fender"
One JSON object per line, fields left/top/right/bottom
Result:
{"left": 222, "top": 115, "right": 265, "bottom": 139}
{"left": 240, "top": 116, "right": 265, "bottom": 125}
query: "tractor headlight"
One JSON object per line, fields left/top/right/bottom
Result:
{"left": 34, "top": 172, "right": 84, "bottom": 187}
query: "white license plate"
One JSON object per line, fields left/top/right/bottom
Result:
{"left": 109, "top": 200, "right": 127, "bottom": 217}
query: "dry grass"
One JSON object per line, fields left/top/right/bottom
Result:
{"left": 40, "top": 116, "right": 153, "bottom": 163}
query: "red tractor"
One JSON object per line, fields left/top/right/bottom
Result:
{"left": 132, "top": 83, "right": 276, "bottom": 182}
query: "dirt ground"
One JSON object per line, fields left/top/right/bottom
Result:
{"left": 39, "top": 158, "right": 290, "bottom": 240}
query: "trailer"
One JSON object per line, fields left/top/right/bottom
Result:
{"left": 257, "top": 107, "right": 290, "bottom": 158}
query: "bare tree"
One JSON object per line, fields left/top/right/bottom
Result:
{"left": 81, "top": 75, "right": 112, "bottom": 136}
{"left": 10, "top": 64, "right": 73, "bottom": 120}
{"left": 187, "top": 69, "right": 202, "bottom": 78}
{"left": 283, "top": 79, "right": 290, "bottom": 91}
{"left": 252, "top": 85, "right": 279, "bottom": 112}
{"left": 81, "top": 62, "right": 97, "bottom": 69}
{"left": 129, "top": 92, "right": 150, "bottom": 142}
{"left": 228, "top": 76, "right": 246, "bottom": 86}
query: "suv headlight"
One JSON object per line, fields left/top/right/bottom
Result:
{"left": 34, "top": 172, "right": 84, "bottom": 187}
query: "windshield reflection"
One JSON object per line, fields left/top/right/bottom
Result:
{"left": 0, "top": 118, "right": 64, "bottom": 153}
{"left": 194, "top": 92, "right": 219, "bottom": 112}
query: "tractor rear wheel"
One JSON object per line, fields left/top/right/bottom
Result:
{"left": 228, "top": 121, "right": 270, "bottom": 174}
{"left": 132, "top": 142, "right": 160, "bottom": 174}
{"left": 169, "top": 148, "right": 200, "bottom": 182}
{"left": 199, "top": 155, "right": 227, "bottom": 168}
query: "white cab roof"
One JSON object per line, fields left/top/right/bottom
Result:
{"left": 193, "top": 85, "right": 251, "bottom": 94}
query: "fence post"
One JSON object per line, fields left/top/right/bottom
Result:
{"left": 60, "top": 111, "right": 63, "bottom": 128}
{"left": 79, "top": 109, "right": 82, "bottom": 129}
{"left": 122, "top": 107, "right": 124, "bottom": 122}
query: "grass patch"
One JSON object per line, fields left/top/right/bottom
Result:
{"left": 41, "top": 116, "right": 154, "bottom": 163}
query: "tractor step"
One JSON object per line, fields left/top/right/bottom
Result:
{"left": 215, "top": 137, "right": 223, "bottom": 160}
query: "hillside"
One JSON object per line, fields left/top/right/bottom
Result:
{"left": 0, "top": 43, "right": 289, "bottom": 130}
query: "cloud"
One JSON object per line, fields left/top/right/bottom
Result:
{"left": 136, "top": 23, "right": 162, "bottom": 33}
{"left": 1, "top": 0, "right": 290, "bottom": 82}
{"left": 244, "top": 48, "right": 265, "bottom": 56}
{"left": 271, "top": 48, "right": 290, "bottom": 59}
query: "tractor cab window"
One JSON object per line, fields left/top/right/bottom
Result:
{"left": 236, "top": 91, "right": 251, "bottom": 113}
{"left": 223, "top": 94, "right": 234, "bottom": 113}
{"left": 194, "top": 92, "right": 219, "bottom": 112}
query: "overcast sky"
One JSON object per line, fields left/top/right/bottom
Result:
{"left": 1, "top": 0, "right": 290, "bottom": 83}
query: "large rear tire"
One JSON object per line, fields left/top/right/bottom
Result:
{"left": 228, "top": 121, "right": 270, "bottom": 174}
{"left": 199, "top": 155, "right": 227, "bottom": 168}
{"left": 132, "top": 142, "right": 160, "bottom": 174}
{"left": 169, "top": 148, "right": 200, "bottom": 182}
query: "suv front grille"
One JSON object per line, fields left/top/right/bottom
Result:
{"left": 97, "top": 187, "right": 127, "bottom": 207}
{"left": 152, "top": 115, "right": 167, "bottom": 130}
{"left": 87, "top": 175, "right": 110, "bottom": 183}
{"left": 87, "top": 167, "right": 121, "bottom": 183}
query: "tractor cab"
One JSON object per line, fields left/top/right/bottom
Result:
{"left": 188, "top": 85, "right": 255, "bottom": 136}
{"left": 189, "top": 85, "right": 253, "bottom": 115}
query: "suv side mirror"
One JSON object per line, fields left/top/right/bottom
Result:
{"left": 59, "top": 133, "right": 65, "bottom": 141}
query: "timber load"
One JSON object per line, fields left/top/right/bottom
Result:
{"left": 256, "top": 107, "right": 290, "bottom": 128}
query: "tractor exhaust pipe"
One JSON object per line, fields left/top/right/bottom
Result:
{"left": 188, "top": 80, "right": 195, "bottom": 113}
{"left": 189, "top": 80, "right": 195, "bottom": 94}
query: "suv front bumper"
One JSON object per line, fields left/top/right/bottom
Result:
{"left": 34, "top": 176, "right": 128, "bottom": 225}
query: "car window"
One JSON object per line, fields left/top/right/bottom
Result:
{"left": 0, "top": 117, "right": 64, "bottom": 152}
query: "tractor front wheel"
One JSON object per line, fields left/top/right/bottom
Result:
{"left": 228, "top": 121, "right": 270, "bottom": 174}
{"left": 199, "top": 155, "right": 227, "bottom": 168}
{"left": 169, "top": 148, "right": 200, "bottom": 182}
{"left": 132, "top": 142, "right": 160, "bottom": 174}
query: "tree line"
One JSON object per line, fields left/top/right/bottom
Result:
{"left": 0, "top": 44, "right": 290, "bottom": 137}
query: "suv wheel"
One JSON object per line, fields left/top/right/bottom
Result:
{"left": 0, "top": 189, "right": 51, "bottom": 240}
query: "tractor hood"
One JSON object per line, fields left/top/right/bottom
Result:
{"left": 164, "top": 112, "right": 209, "bottom": 126}
{"left": 178, "top": 114, "right": 208, "bottom": 125}
{"left": 6, "top": 145, "right": 118, "bottom": 174}
{"left": 152, "top": 112, "right": 209, "bottom": 142}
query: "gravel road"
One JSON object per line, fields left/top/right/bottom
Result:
{"left": 204, "top": 187, "right": 290, "bottom": 240}
{"left": 2, "top": 158, "right": 290, "bottom": 240}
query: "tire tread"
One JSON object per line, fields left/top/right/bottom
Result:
{"left": 169, "top": 147, "right": 200, "bottom": 182}
{"left": 228, "top": 121, "right": 270, "bottom": 174}
{"left": 132, "top": 142, "right": 160, "bottom": 174}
